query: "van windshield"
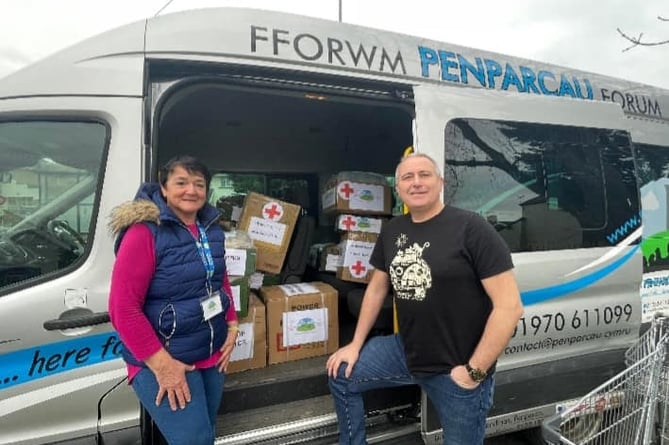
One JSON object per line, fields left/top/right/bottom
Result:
{"left": 0, "top": 121, "right": 107, "bottom": 291}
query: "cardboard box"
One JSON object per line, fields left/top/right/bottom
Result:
{"left": 229, "top": 275, "right": 250, "bottom": 318}
{"left": 322, "top": 174, "right": 392, "bottom": 216}
{"left": 238, "top": 192, "right": 301, "bottom": 274}
{"left": 336, "top": 214, "right": 384, "bottom": 234}
{"left": 336, "top": 232, "right": 378, "bottom": 283}
{"left": 260, "top": 282, "right": 339, "bottom": 365}
{"left": 227, "top": 292, "right": 267, "bottom": 374}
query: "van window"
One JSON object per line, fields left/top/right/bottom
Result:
{"left": 0, "top": 121, "right": 107, "bottom": 291}
{"left": 634, "top": 143, "right": 669, "bottom": 185}
{"left": 443, "top": 119, "right": 638, "bottom": 252}
{"left": 210, "top": 173, "right": 316, "bottom": 217}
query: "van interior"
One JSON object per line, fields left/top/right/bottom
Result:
{"left": 150, "top": 64, "right": 420, "bottom": 439}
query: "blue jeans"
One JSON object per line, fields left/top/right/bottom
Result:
{"left": 132, "top": 366, "right": 225, "bottom": 445}
{"left": 328, "top": 334, "right": 494, "bottom": 445}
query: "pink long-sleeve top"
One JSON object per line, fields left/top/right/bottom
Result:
{"left": 109, "top": 223, "right": 237, "bottom": 382}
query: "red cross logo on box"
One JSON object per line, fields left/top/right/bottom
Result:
{"left": 341, "top": 215, "right": 356, "bottom": 231}
{"left": 338, "top": 182, "right": 354, "bottom": 200}
{"left": 262, "top": 202, "right": 284, "bottom": 221}
{"left": 350, "top": 260, "right": 367, "bottom": 277}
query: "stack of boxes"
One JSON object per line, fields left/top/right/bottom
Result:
{"left": 224, "top": 230, "right": 256, "bottom": 318}
{"left": 224, "top": 228, "right": 262, "bottom": 373}
{"left": 333, "top": 214, "right": 385, "bottom": 283}
{"left": 227, "top": 191, "right": 339, "bottom": 372}
{"left": 321, "top": 172, "right": 392, "bottom": 283}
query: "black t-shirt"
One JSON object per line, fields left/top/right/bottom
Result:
{"left": 370, "top": 206, "right": 513, "bottom": 375}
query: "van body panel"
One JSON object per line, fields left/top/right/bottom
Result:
{"left": 0, "top": 22, "right": 146, "bottom": 99}
{"left": 3, "top": 7, "right": 667, "bottom": 120}
{"left": 142, "top": 8, "right": 669, "bottom": 122}
{"left": 97, "top": 374, "right": 140, "bottom": 439}
{"left": 413, "top": 85, "right": 629, "bottom": 153}
{"left": 143, "top": 10, "right": 649, "bottom": 90}
{"left": 0, "top": 97, "right": 142, "bottom": 444}
{"left": 413, "top": 84, "right": 641, "bottom": 365}
{"left": 413, "top": 84, "right": 643, "bottom": 437}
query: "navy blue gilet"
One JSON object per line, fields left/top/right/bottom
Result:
{"left": 119, "top": 183, "right": 229, "bottom": 366}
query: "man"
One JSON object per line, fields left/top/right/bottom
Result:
{"left": 326, "top": 153, "right": 524, "bottom": 445}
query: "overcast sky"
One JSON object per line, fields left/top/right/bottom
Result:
{"left": 1, "top": 0, "right": 667, "bottom": 88}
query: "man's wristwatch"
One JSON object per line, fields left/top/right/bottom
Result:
{"left": 465, "top": 363, "right": 487, "bottom": 383}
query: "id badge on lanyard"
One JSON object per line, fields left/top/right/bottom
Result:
{"left": 195, "top": 222, "right": 223, "bottom": 321}
{"left": 201, "top": 291, "right": 223, "bottom": 321}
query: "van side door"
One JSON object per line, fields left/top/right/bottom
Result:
{"left": 413, "top": 85, "right": 641, "bottom": 437}
{"left": 0, "top": 96, "right": 143, "bottom": 444}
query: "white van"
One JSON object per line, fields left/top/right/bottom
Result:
{"left": 1, "top": 7, "right": 668, "bottom": 445}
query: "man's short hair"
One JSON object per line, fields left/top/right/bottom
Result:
{"left": 395, "top": 153, "right": 442, "bottom": 182}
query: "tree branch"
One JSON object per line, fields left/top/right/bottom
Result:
{"left": 618, "top": 15, "right": 669, "bottom": 51}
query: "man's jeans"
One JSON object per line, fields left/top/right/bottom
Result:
{"left": 132, "top": 366, "right": 225, "bottom": 445}
{"left": 328, "top": 334, "right": 494, "bottom": 445}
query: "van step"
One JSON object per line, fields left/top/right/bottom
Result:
{"left": 215, "top": 395, "right": 421, "bottom": 444}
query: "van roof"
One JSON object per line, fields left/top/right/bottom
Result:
{"left": 0, "top": 7, "right": 667, "bottom": 113}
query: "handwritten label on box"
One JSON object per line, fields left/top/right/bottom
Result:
{"left": 230, "top": 322, "right": 254, "bottom": 361}
{"left": 225, "top": 248, "right": 248, "bottom": 276}
{"left": 248, "top": 217, "right": 286, "bottom": 246}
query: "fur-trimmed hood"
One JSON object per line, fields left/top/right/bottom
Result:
{"left": 108, "top": 182, "right": 164, "bottom": 237}
{"left": 108, "top": 199, "right": 160, "bottom": 236}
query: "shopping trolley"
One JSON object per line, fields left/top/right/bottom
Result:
{"left": 542, "top": 316, "right": 669, "bottom": 445}
{"left": 626, "top": 317, "right": 669, "bottom": 445}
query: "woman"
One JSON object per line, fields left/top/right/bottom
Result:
{"left": 109, "top": 155, "right": 238, "bottom": 445}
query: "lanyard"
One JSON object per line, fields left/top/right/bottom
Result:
{"left": 194, "top": 221, "right": 215, "bottom": 295}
